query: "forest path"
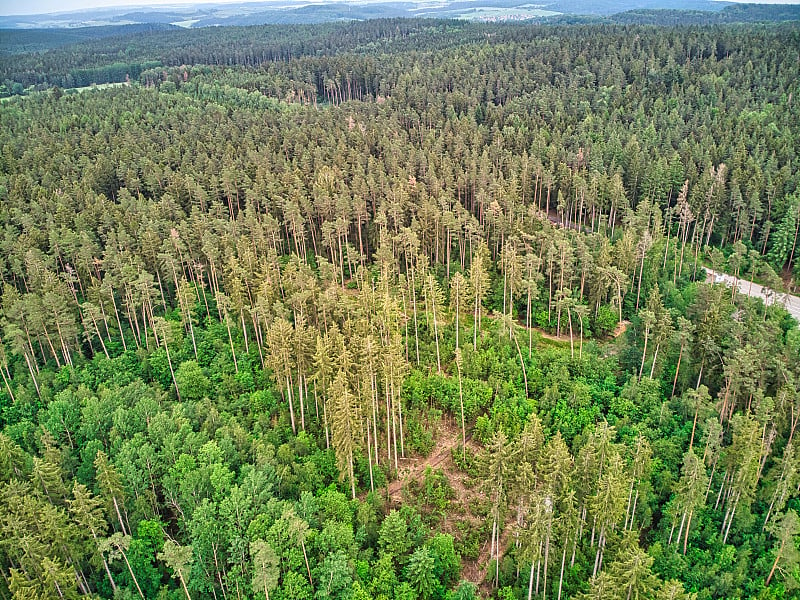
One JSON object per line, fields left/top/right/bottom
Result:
{"left": 386, "top": 417, "right": 477, "bottom": 502}
{"left": 705, "top": 268, "right": 800, "bottom": 321}
{"left": 384, "top": 416, "right": 508, "bottom": 587}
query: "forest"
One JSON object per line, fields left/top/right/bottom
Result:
{"left": 1, "top": 15, "right": 800, "bottom": 600}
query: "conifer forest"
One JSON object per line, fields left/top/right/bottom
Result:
{"left": 1, "top": 15, "right": 800, "bottom": 600}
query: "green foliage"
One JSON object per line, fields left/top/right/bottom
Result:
{"left": 379, "top": 510, "right": 412, "bottom": 563}
{"left": 593, "top": 305, "right": 619, "bottom": 338}
{"left": 175, "top": 360, "right": 211, "bottom": 401}
{"left": 278, "top": 571, "right": 313, "bottom": 600}
{"left": 2, "top": 16, "right": 800, "bottom": 600}
{"left": 405, "top": 546, "right": 437, "bottom": 600}
{"left": 426, "top": 534, "right": 460, "bottom": 590}
{"left": 313, "top": 550, "right": 353, "bottom": 600}
{"left": 448, "top": 581, "right": 478, "bottom": 600}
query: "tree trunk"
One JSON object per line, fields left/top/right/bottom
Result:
{"left": 349, "top": 448, "right": 356, "bottom": 499}
{"left": 301, "top": 538, "right": 313, "bottom": 586}
{"left": 120, "top": 548, "right": 145, "bottom": 599}
{"left": 298, "top": 373, "right": 306, "bottom": 432}
{"left": 430, "top": 279, "right": 441, "bottom": 374}
{"left": 528, "top": 560, "right": 535, "bottom": 600}
{"left": 366, "top": 418, "right": 374, "bottom": 493}
{"left": 455, "top": 283, "right": 460, "bottom": 350}
{"left": 638, "top": 328, "right": 649, "bottom": 380}
{"left": 649, "top": 343, "right": 660, "bottom": 379}
{"left": 766, "top": 539, "right": 785, "bottom": 586}
{"left": 225, "top": 314, "right": 238, "bottom": 374}
{"left": 567, "top": 307, "right": 574, "bottom": 359}
{"left": 671, "top": 343, "right": 684, "bottom": 398}
{"left": 285, "top": 376, "right": 296, "bottom": 434}
{"left": 163, "top": 338, "right": 181, "bottom": 402}
{"left": 179, "top": 572, "right": 192, "bottom": 600}
{"left": 513, "top": 333, "right": 529, "bottom": 397}
{"left": 683, "top": 510, "right": 693, "bottom": 554}
{"left": 558, "top": 536, "right": 568, "bottom": 600}
{"left": 410, "top": 272, "right": 420, "bottom": 365}
{"left": 542, "top": 520, "right": 551, "bottom": 600}
{"left": 636, "top": 250, "right": 645, "bottom": 310}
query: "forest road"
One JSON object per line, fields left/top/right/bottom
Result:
{"left": 705, "top": 268, "right": 800, "bottom": 321}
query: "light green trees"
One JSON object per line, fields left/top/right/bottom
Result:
{"left": 765, "top": 509, "right": 800, "bottom": 589}
{"left": 449, "top": 271, "right": 470, "bottom": 350}
{"left": 590, "top": 453, "right": 628, "bottom": 577}
{"left": 329, "top": 369, "right": 360, "bottom": 499}
{"left": 69, "top": 482, "right": 117, "bottom": 593}
{"left": 266, "top": 317, "right": 298, "bottom": 434}
{"left": 422, "top": 273, "right": 444, "bottom": 374}
{"left": 624, "top": 436, "right": 652, "bottom": 532}
{"left": 609, "top": 536, "right": 661, "bottom": 600}
{"left": 637, "top": 309, "right": 656, "bottom": 381}
{"left": 159, "top": 539, "right": 194, "bottom": 600}
{"left": 523, "top": 251, "right": 542, "bottom": 357}
{"left": 683, "top": 385, "right": 713, "bottom": 451}
{"left": 251, "top": 540, "right": 280, "bottom": 600}
{"left": 500, "top": 240, "right": 523, "bottom": 331}
{"left": 406, "top": 546, "right": 437, "bottom": 600}
{"left": 481, "top": 430, "right": 514, "bottom": 587}
{"left": 763, "top": 443, "right": 800, "bottom": 530}
{"left": 668, "top": 449, "right": 708, "bottom": 554}
{"left": 671, "top": 317, "right": 694, "bottom": 398}
{"left": 94, "top": 450, "right": 129, "bottom": 537}
{"left": 719, "top": 414, "right": 763, "bottom": 544}
{"left": 470, "top": 245, "right": 491, "bottom": 350}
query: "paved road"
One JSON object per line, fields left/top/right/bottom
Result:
{"left": 705, "top": 268, "right": 800, "bottom": 321}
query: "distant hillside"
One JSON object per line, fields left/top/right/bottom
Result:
{"left": 0, "top": 0, "right": 732, "bottom": 29}
{"left": 546, "top": 0, "right": 728, "bottom": 15}
{"left": 0, "top": 23, "right": 179, "bottom": 55}
{"left": 611, "top": 3, "right": 800, "bottom": 25}
{"left": 0, "top": 0, "right": 797, "bottom": 44}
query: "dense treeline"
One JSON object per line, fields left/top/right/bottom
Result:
{"left": 0, "top": 19, "right": 472, "bottom": 92}
{"left": 610, "top": 5, "right": 800, "bottom": 26}
{"left": 1, "top": 18, "right": 800, "bottom": 600}
{"left": 0, "top": 24, "right": 179, "bottom": 56}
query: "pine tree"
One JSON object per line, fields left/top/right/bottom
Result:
{"left": 765, "top": 509, "right": 800, "bottom": 589}
{"left": 608, "top": 534, "right": 660, "bottom": 600}
{"left": 329, "top": 369, "right": 360, "bottom": 499}
{"left": 469, "top": 245, "right": 490, "bottom": 350}
{"left": 406, "top": 546, "right": 436, "bottom": 600}
{"left": 669, "top": 449, "right": 708, "bottom": 554}
{"left": 69, "top": 482, "right": 116, "bottom": 592}
{"left": 481, "top": 430, "right": 514, "bottom": 587}
{"left": 266, "top": 317, "right": 297, "bottom": 434}
{"left": 449, "top": 271, "right": 470, "bottom": 350}
{"left": 94, "top": 450, "right": 129, "bottom": 536}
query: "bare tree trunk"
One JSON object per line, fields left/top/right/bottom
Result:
{"left": 671, "top": 343, "right": 684, "bottom": 398}
{"left": 766, "top": 539, "right": 786, "bottom": 586}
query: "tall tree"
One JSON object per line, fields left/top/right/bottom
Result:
{"left": 329, "top": 369, "right": 360, "bottom": 499}
{"left": 469, "top": 245, "right": 491, "bottom": 350}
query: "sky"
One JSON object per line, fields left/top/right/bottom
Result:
{"left": 0, "top": 0, "right": 260, "bottom": 16}
{"left": 2, "top": 0, "right": 800, "bottom": 17}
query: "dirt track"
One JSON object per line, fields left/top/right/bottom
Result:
{"left": 386, "top": 422, "right": 463, "bottom": 501}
